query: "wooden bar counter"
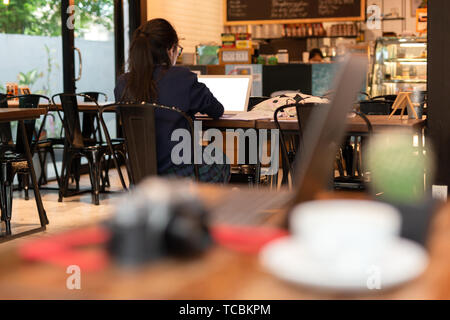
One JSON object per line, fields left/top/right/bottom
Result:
{"left": 0, "top": 185, "right": 447, "bottom": 300}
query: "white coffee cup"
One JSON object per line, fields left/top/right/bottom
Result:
{"left": 290, "top": 200, "right": 401, "bottom": 274}
{"left": 302, "top": 51, "right": 310, "bottom": 63}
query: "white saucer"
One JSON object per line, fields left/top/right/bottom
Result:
{"left": 260, "top": 237, "right": 428, "bottom": 292}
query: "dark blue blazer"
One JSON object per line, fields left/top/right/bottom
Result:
{"left": 114, "top": 66, "right": 224, "bottom": 173}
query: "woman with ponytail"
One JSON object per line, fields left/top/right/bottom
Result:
{"left": 114, "top": 18, "right": 229, "bottom": 183}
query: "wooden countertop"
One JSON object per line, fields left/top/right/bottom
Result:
{"left": 5, "top": 102, "right": 428, "bottom": 134}
{"left": 201, "top": 115, "right": 426, "bottom": 133}
{"left": 0, "top": 185, "right": 447, "bottom": 299}
{"left": 0, "top": 108, "right": 46, "bottom": 122}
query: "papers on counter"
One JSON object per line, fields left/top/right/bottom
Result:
{"left": 223, "top": 110, "right": 275, "bottom": 120}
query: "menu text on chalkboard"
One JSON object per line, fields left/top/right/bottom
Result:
{"left": 225, "top": 0, "right": 365, "bottom": 24}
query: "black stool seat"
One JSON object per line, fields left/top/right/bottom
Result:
{"left": 0, "top": 152, "right": 28, "bottom": 171}
{"left": 35, "top": 140, "right": 52, "bottom": 148}
{"left": 0, "top": 150, "right": 27, "bottom": 160}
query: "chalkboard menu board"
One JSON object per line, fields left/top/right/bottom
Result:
{"left": 225, "top": 0, "right": 365, "bottom": 24}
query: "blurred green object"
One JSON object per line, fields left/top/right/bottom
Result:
{"left": 366, "top": 132, "right": 434, "bottom": 204}
{"left": 256, "top": 56, "right": 266, "bottom": 65}
{"left": 196, "top": 45, "right": 220, "bottom": 65}
{"left": 268, "top": 56, "right": 278, "bottom": 65}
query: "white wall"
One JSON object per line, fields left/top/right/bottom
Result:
{"left": 366, "top": 0, "right": 420, "bottom": 41}
{"left": 147, "top": 0, "right": 223, "bottom": 53}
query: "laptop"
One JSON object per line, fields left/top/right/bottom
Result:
{"left": 197, "top": 75, "right": 253, "bottom": 115}
{"left": 210, "top": 53, "right": 369, "bottom": 226}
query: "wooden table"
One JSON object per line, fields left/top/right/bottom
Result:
{"left": 0, "top": 185, "right": 447, "bottom": 299}
{"left": 201, "top": 117, "right": 256, "bottom": 130}
{"left": 201, "top": 114, "right": 427, "bottom": 133}
{"left": 49, "top": 101, "right": 116, "bottom": 113}
{"left": 7, "top": 101, "right": 113, "bottom": 113}
{"left": 200, "top": 114, "right": 427, "bottom": 186}
{"left": 7, "top": 103, "right": 427, "bottom": 133}
{"left": 253, "top": 114, "right": 427, "bottom": 166}
{"left": 0, "top": 108, "right": 46, "bottom": 122}
{"left": 255, "top": 115, "right": 427, "bottom": 133}
{"left": 0, "top": 108, "right": 49, "bottom": 241}
{"left": 7, "top": 101, "right": 428, "bottom": 133}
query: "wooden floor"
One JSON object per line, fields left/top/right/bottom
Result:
{"left": 0, "top": 169, "right": 127, "bottom": 250}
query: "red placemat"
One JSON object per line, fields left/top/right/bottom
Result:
{"left": 19, "top": 226, "right": 111, "bottom": 272}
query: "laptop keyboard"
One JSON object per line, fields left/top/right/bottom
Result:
{"left": 208, "top": 187, "right": 292, "bottom": 226}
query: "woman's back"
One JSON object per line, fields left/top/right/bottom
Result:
{"left": 114, "top": 65, "right": 223, "bottom": 173}
{"left": 114, "top": 18, "right": 228, "bottom": 182}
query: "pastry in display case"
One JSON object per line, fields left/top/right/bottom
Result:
{"left": 369, "top": 37, "right": 427, "bottom": 97}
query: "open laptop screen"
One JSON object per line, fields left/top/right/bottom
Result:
{"left": 197, "top": 75, "right": 252, "bottom": 112}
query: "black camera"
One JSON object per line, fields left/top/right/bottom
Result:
{"left": 106, "top": 178, "right": 212, "bottom": 266}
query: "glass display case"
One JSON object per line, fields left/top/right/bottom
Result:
{"left": 369, "top": 37, "right": 427, "bottom": 97}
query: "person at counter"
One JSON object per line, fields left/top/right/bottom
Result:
{"left": 115, "top": 18, "right": 229, "bottom": 183}
{"left": 309, "top": 48, "right": 324, "bottom": 63}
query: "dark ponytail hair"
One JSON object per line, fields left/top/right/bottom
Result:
{"left": 122, "top": 18, "right": 178, "bottom": 103}
{"left": 309, "top": 48, "right": 324, "bottom": 60}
